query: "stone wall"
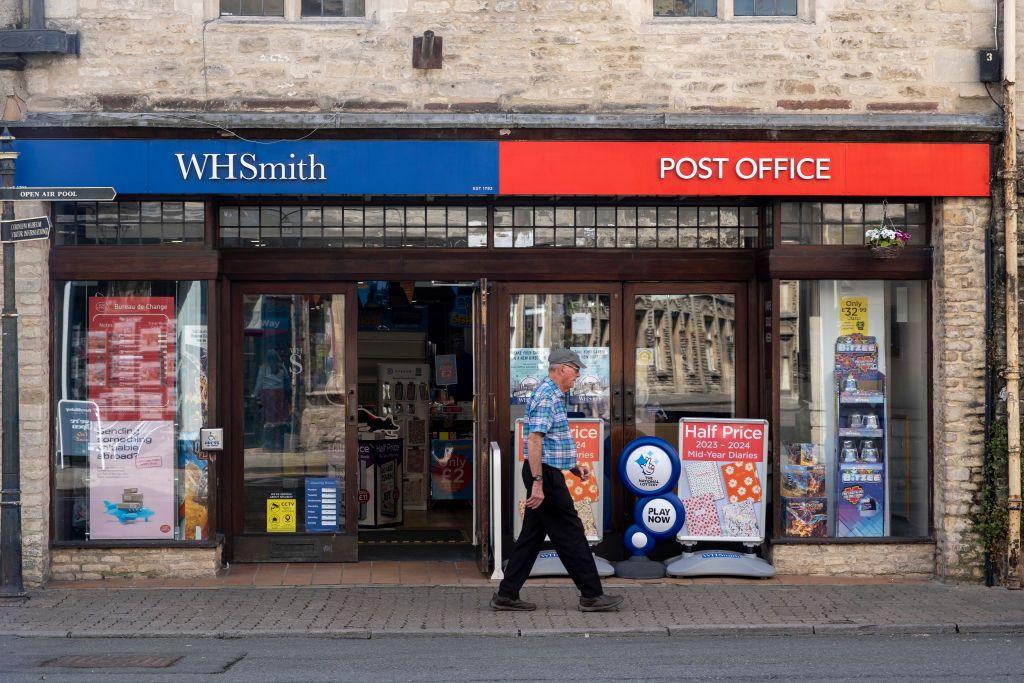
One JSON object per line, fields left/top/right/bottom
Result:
{"left": 22, "top": 0, "right": 1000, "bottom": 115}
{"left": 932, "top": 196, "right": 990, "bottom": 582}
{"left": 49, "top": 545, "right": 223, "bottom": 581}
{"left": 0, "top": 201, "right": 51, "bottom": 588}
{"left": 770, "top": 543, "right": 936, "bottom": 578}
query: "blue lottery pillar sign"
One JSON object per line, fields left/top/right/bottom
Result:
{"left": 615, "top": 437, "right": 683, "bottom": 579}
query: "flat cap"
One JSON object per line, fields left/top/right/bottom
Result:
{"left": 548, "top": 348, "right": 586, "bottom": 369}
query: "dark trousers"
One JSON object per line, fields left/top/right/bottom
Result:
{"left": 498, "top": 463, "right": 603, "bottom": 600}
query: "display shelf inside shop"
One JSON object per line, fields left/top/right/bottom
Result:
{"left": 833, "top": 335, "right": 888, "bottom": 538}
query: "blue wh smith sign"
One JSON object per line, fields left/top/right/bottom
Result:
{"left": 14, "top": 139, "right": 499, "bottom": 195}
{"left": 175, "top": 152, "right": 327, "bottom": 182}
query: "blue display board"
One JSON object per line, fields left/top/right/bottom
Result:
{"left": 13, "top": 139, "right": 499, "bottom": 195}
{"left": 304, "top": 477, "right": 341, "bottom": 533}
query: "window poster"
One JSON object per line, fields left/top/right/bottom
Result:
{"left": 510, "top": 347, "right": 548, "bottom": 404}
{"left": 88, "top": 420, "right": 176, "bottom": 539}
{"left": 838, "top": 296, "right": 869, "bottom": 336}
{"left": 569, "top": 346, "right": 610, "bottom": 407}
{"left": 87, "top": 296, "right": 177, "bottom": 539}
{"left": 87, "top": 297, "right": 176, "bottom": 422}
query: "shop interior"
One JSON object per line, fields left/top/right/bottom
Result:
{"left": 356, "top": 281, "right": 476, "bottom": 559}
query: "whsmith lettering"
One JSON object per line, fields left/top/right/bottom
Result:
{"left": 175, "top": 152, "right": 326, "bottom": 181}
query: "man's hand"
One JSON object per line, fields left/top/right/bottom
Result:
{"left": 576, "top": 462, "right": 592, "bottom": 482}
{"left": 525, "top": 480, "right": 545, "bottom": 509}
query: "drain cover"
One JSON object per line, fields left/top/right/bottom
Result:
{"left": 45, "top": 655, "right": 182, "bottom": 669}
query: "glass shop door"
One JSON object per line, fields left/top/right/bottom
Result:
{"left": 229, "top": 283, "right": 359, "bottom": 562}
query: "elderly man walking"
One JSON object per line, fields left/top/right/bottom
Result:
{"left": 491, "top": 349, "right": 623, "bottom": 612}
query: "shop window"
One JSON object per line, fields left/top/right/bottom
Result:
{"left": 494, "top": 205, "right": 760, "bottom": 249}
{"left": 778, "top": 280, "right": 929, "bottom": 540}
{"left": 220, "top": 0, "right": 285, "bottom": 16}
{"left": 734, "top": 0, "right": 797, "bottom": 15}
{"left": 219, "top": 204, "right": 487, "bottom": 248}
{"left": 54, "top": 201, "right": 206, "bottom": 246}
{"left": 655, "top": 0, "right": 718, "bottom": 17}
{"left": 53, "top": 281, "right": 211, "bottom": 542}
{"left": 301, "top": 0, "right": 364, "bottom": 16}
{"left": 779, "top": 201, "right": 927, "bottom": 246}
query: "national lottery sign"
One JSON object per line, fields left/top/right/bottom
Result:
{"left": 677, "top": 418, "right": 769, "bottom": 544}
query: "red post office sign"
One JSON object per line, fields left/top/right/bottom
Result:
{"left": 499, "top": 141, "right": 990, "bottom": 197}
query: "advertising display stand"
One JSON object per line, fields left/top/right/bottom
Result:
{"left": 614, "top": 437, "right": 682, "bottom": 579}
{"left": 377, "top": 363, "right": 430, "bottom": 511}
{"left": 357, "top": 436, "right": 403, "bottom": 528}
{"left": 665, "top": 418, "right": 776, "bottom": 578}
{"left": 513, "top": 418, "right": 613, "bottom": 578}
{"left": 833, "top": 335, "right": 888, "bottom": 537}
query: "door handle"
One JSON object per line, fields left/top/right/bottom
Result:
{"left": 625, "top": 388, "right": 635, "bottom": 426}
{"left": 612, "top": 387, "right": 621, "bottom": 421}
{"left": 346, "top": 385, "right": 358, "bottom": 425}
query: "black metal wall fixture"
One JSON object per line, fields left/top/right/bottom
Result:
{"left": 0, "top": 0, "right": 79, "bottom": 71}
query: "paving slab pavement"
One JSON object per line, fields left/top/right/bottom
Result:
{"left": 2, "top": 582, "right": 1024, "bottom": 639}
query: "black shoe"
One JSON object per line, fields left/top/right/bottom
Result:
{"left": 579, "top": 594, "right": 623, "bottom": 612}
{"left": 490, "top": 592, "right": 537, "bottom": 611}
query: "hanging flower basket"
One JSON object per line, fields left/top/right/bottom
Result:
{"left": 866, "top": 201, "right": 911, "bottom": 260}
{"left": 870, "top": 242, "right": 905, "bottom": 259}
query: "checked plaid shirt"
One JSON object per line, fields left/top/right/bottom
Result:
{"left": 524, "top": 377, "right": 577, "bottom": 470}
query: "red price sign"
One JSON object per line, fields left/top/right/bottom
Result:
{"left": 680, "top": 419, "right": 767, "bottom": 462}
{"left": 432, "top": 454, "right": 470, "bottom": 494}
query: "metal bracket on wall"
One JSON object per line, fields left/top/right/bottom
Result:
{"left": 0, "top": 0, "right": 80, "bottom": 71}
{"left": 412, "top": 31, "right": 442, "bottom": 69}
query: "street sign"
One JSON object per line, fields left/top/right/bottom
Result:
{"left": 1, "top": 215, "right": 51, "bottom": 243}
{"left": 0, "top": 187, "right": 116, "bottom": 201}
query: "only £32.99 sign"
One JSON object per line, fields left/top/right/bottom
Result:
{"left": 677, "top": 418, "right": 769, "bottom": 544}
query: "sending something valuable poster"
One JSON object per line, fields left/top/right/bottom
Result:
{"left": 88, "top": 420, "right": 176, "bottom": 539}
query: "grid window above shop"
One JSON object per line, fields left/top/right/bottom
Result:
{"left": 219, "top": 205, "right": 488, "bottom": 248}
{"left": 301, "top": 0, "right": 364, "bottom": 16}
{"left": 734, "top": 0, "right": 797, "bottom": 16}
{"left": 493, "top": 205, "right": 761, "bottom": 248}
{"left": 54, "top": 201, "right": 206, "bottom": 246}
{"left": 220, "top": 0, "right": 285, "bottom": 16}
{"left": 780, "top": 202, "right": 928, "bottom": 246}
{"left": 654, "top": 0, "right": 717, "bottom": 17}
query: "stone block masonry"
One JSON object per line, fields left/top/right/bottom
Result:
{"left": 21, "top": 1, "right": 1002, "bottom": 116}
{"left": 932, "top": 196, "right": 990, "bottom": 582}
{"left": 771, "top": 543, "right": 936, "bottom": 579}
{"left": 0, "top": 201, "right": 50, "bottom": 588}
{"left": 48, "top": 546, "right": 223, "bottom": 582}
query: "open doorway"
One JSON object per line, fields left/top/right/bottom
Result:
{"left": 356, "top": 281, "right": 476, "bottom": 560}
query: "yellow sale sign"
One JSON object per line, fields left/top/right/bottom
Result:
{"left": 839, "top": 297, "right": 869, "bottom": 336}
